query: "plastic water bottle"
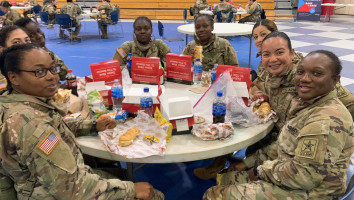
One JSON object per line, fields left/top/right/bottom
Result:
{"left": 111, "top": 79, "right": 123, "bottom": 111}
{"left": 126, "top": 53, "right": 132, "bottom": 77}
{"left": 211, "top": 64, "right": 218, "bottom": 84}
{"left": 66, "top": 69, "right": 78, "bottom": 96}
{"left": 213, "top": 91, "right": 226, "bottom": 123}
{"left": 193, "top": 58, "right": 203, "bottom": 85}
{"left": 140, "top": 87, "right": 153, "bottom": 116}
{"left": 238, "top": 4, "right": 241, "bottom": 9}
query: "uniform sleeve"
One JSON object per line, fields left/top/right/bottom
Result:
{"left": 76, "top": 5, "right": 82, "bottom": 15}
{"left": 50, "top": 51, "right": 68, "bottom": 81}
{"left": 246, "top": 3, "right": 257, "bottom": 14}
{"left": 157, "top": 40, "right": 171, "bottom": 69}
{"left": 182, "top": 42, "right": 193, "bottom": 56}
{"left": 257, "top": 115, "right": 353, "bottom": 190}
{"left": 0, "top": 168, "right": 17, "bottom": 199}
{"left": 98, "top": 4, "right": 105, "bottom": 11}
{"left": 113, "top": 41, "right": 132, "bottom": 67}
{"left": 224, "top": 40, "right": 238, "bottom": 66}
{"left": 244, "top": 140, "right": 278, "bottom": 168}
{"left": 48, "top": 5, "right": 56, "bottom": 15}
{"left": 63, "top": 117, "right": 93, "bottom": 136}
{"left": 24, "top": 123, "right": 136, "bottom": 199}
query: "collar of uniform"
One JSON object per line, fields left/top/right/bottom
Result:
{"left": 133, "top": 35, "right": 155, "bottom": 53}
{"left": 288, "top": 89, "right": 337, "bottom": 118}
{"left": 194, "top": 34, "right": 217, "bottom": 50}
{"left": 267, "top": 63, "right": 295, "bottom": 89}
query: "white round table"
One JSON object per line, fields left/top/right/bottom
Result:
{"left": 199, "top": 10, "right": 213, "bottom": 15}
{"left": 76, "top": 82, "right": 274, "bottom": 180}
{"left": 11, "top": 6, "right": 32, "bottom": 10}
{"left": 177, "top": 23, "right": 254, "bottom": 67}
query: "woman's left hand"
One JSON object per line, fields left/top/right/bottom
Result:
{"left": 248, "top": 167, "right": 258, "bottom": 181}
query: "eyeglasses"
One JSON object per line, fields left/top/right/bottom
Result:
{"left": 18, "top": 66, "right": 61, "bottom": 78}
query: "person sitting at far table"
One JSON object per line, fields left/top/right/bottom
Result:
{"left": 42, "top": 0, "right": 58, "bottom": 29}
{"left": 0, "top": 1, "right": 22, "bottom": 27}
{"left": 15, "top": 18, "right": 69, "bottom": 81}
{"left": 97, "top": 0, "right": 116, "bottom": 39}
{"left": 113, "top": 16, "right": 171, "bottom": 70}
{"left": 203, "top": 48, "right": 354, "bottom": 200}
{"left": 192, "top": 0, "right": 209, "bottom": 17}
{"left": 182, "top": 14, "right": 238, "bottom": 71}
{"left": 60, "top": 0, "right": 82, "bottom": 41}
{"left": 0, "top": 43, "right": 165, "bottom": 200}
{"left": 23, "top": 0, "right": 38, "bottom": 18}
{"left": 213, "top": 0, "right": 237, "bottom": 22}
{"left": 238, "top": 0, "right": 261, "bottom": 23}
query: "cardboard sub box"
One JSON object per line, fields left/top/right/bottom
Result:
{"left": 160, "top": 95, "right": 194, "bottom": 135}
{"left": 122, "top": 84, "right": 165, "bottom": 114}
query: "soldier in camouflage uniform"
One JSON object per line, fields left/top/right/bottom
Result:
{"left": 182, "top": 14, "right": 238, "bottom": 71}
{"left": 213, "top": 0, "right": 237, "bottom": 22}
{"left": 97, "top": 0, "right": 116, "bottom": 39}
{"left": 239, "top": 0, "right": 261, "bottom": 23}
{"left": 60, "top": 0, "right": 82, "bottom": 41}
{"left": 42, "top": 0, "right": 57, "bottom": 29}
{"left": 191, "top": 0, "right": 208, "bottom": 17}
{"left": 23, "top": 0, "right": 38, "bottom": 18}
{"left": 113, "top": 16, "right": 171, "bottom": 69}
{"left": 0, "top": 43, "right": 165, "bottom": 200}
{"left": 204, "top": 50, "right": 354, "bottom": 200}
{"left": 0, "top": 1, "right": 22, "bottom": 27}
{"left": 15, "top": 18, "right": 69, "bottom": 81}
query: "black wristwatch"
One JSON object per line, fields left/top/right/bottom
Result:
{"left": 91, "top": 120, "right": 97, "bottom": 133}
{"left": 253, "top": 160, "right": 259, "bottom": 177}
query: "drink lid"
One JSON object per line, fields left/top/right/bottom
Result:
{"left": 128, "top": 53, "right": 132, "bottom": 56}
{"left": 196, "top": 58, "right": 200, "bottom": 62}
{"left": 114, "top": 79, "right": 119, "bottom": 83}
{"left": 144, "top": 87, "right": 149, "bottom": 92}
{"left": 217, "top": 91, "right": 223, "bottom": 97}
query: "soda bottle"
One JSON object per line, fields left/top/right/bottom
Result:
{"left": 193, "top": 58, "right": 203, "bottom": 85}
{"left": 211, "top": 64, "right": 218, "bottom": 84}
{"left": 213, "top": 91, "right": 226, "bottom": 123}
{"left": 126, "top": 53, "right": 132, "bottom": 78}
{"left": 66, "top": 69, "right": 78, "bottom": 96}
{"left": 111, "top": 79, "right": 123, "bottom": 111}
{"left": 140, "top": 87, "right": 153, "bottom": 116}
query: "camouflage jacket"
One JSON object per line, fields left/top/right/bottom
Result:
{"left": 42, "top": 3, "right": 57, "bottom": 24}
{"left": 28, "top": 0, "right": 38, "bottom": 6}
{"left": 192, "top": 0, "right": 208, "bottom": 16}
{"left": 0, "top": 94, "right": 135, "bottom": 199}
{"left": 98, "top": 3, "right": 116, "bottom": 24}
{"left": 113, "top": 37, "right": 171, "bottom": 69}
{"left": 335, "top": 83, "right": 354, "bottom": 120}
{"left": 258, "top": 90, "right": 354, "bottom": 199}
{"left": 182, "top": 34, "right": 239, "bottom": 71}
{"left": 214, "top": 2, "right": 237, "bottom": 22}
{"left": 60, "top": 2, "right": 82, "bottom": 24}
{"left": 43, "top": 46, "right": 68, "bottom": 81}
{"left": 245, "top": 1, "right": 261, "bottom": 22}
{"left": 3, "top": 10, "right": 22, "bottom": 26}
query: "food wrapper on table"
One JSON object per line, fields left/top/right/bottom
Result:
{"left": 154, "top": 107, "right": 172, "bottom": 143}
{"left": 192, "top": 122, "right": 234, "bottom": 140}
{"left": 86, "top": 90, "right": 107, "bottom": 119}
{"left": 99, "top": 111, "right": 167, "bottom": 158}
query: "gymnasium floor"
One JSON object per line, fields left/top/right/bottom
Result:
{"left": 42, "top": 15, "right": 354, "bottom": 199}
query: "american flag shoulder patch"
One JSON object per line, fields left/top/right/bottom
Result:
{"left": 117, "top": 48, "right": 127, "bottom": 58}
{"left": 38, "top": 131, "right": 61, "bottom": 155}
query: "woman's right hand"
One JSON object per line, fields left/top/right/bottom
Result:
{"left": 251, "top": 91, "right": 268, "bottom": 102}
{"left": 134, "top": 182, "right": 154, "bottom": 200}
{"left": 227, "top": 161, "right": 247, "bottom": 172}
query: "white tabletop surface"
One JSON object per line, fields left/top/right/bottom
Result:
{"left": 11, "top": 6, "right": 32, "bottom": 10}
{"left": 78, "top": 11, "right": 100, "bottom": 20}
{"left": 199, "top": 10, "right": 247, "bottom": 15}
{"left": 76, "top": 82, "right": 274, "bottom": 164}
{"left": 177, "top": 23, "right": 253, "bottom": 37}
{"left": 321, "top": 3, "right": 354, "bottom": 6}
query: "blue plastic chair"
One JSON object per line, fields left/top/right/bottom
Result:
{"left": 107, "top": 8, "right": 123, "bottom": 37}
{"left": 0, "top": 9, "right": 5, "bottom": 16}
{"left": 217, "top": 11, "right": 233, "bottom": 23}
{"left": 32, "top": 5, "right": 41, "bottom": 22}
{"left": 55, "top": 14, "right": 74, "bottom": 42}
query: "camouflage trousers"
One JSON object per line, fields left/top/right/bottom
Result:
{"left": 203, "top": 170, "right": 307, "bottom": 200}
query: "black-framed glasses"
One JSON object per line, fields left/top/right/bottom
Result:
{"left": 18, "top": 66, "right": 61, "bottom": 78}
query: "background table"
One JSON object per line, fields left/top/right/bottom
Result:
{"left": 11, "top": 6, "right": 32, "bottom": 10}
{"left": 321, "top": 3, "right": 354, "bottom": 22}
{"left": 76, "top": 82, "right": 274, "bottom": 180}
{"left": 177, "top": 23, "right": 254, "bottom": 67}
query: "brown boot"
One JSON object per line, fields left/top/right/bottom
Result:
{"left": 193, "top": 156, "right": 227, "bottom": 180}
{"left": 101, "top": 26, "right": 108, "bottom": 39}
{"left": 59, "top": 30, "right": 69, "bottom": 39}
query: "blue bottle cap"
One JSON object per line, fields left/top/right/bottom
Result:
{"left": 144, "top": 87, "right": 149, "bottom": 92}
{"left": 196, "top": 58, "right": 200, "bottom": 62}
{"left": 217, "top": 91, "right": 223, "bottom": 97}
{"left": 128, "top": 53, "right": 132, "bottom": 56}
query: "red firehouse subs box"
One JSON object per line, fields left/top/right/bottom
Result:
{"left": 166, "top": 53, "right": 193, "bottom": 85}
{"left": 122, "top": 84, "right": 165, "bottom": 114}
{"left": 88, "top": 60, "right": 122, "bottom": 105}
{"left": 131, "top": 57, "right": 164, "bottom": 85}
{"left": 89, "top": 60, "right": 122, "bottom": 86}
{"left": 216, "top": 65, "right": 251, "bottom": 105}
{"left": 160, "top": 94, "right": 194, "bottom": 135}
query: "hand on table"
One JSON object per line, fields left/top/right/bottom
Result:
{"left": 134, "top": 182, "right": 154, "bottom": 200}
{"left": 96, "top": 115, "right": 116, "bottom": 131}
{"left": 248, "top": 167, "right": 259, "bottom": 181}
{"left": 227, "top": 161, "right": 247, "bottom": 172}
{"left": 250, "top": 90, "right": 269, "bottom": 102}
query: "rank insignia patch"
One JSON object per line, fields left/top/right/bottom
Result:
{"left": 38, "top": 132, "right": 60, "bottom": 155}
{"left": 299, "top": 138, "right": 318, "bottom": 159}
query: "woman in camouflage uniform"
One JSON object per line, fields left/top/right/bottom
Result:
{"left": 0, "top": 43, "right": 165, "bottom": 200}
{"left": 182, "top": 14, "right": 238, "bottom": 71}
{"left": 238, "top": 0, "right": 261, "bottom": 23}
{"left": 113, "top": 16, "right": 171, "bottom": 69}
{"left": 192, "top": 0, "right": 208, "bottom": 17}
{"left": 0, "top": 1, "right": 22, "bottom": 27}
{"left": 15, "top": 18, "right": 69, "bottom": 81}
{"left": 60, "top": 0, "right": 82, "bottom": 41}
{"left": 97, "top": 0, "right": 116, "bottom": 39}
{"left": 42, "top": 0, "right": 57, "bottom": 29}
{"left": 203, "top": 48, "right": 354, "bottom": 200}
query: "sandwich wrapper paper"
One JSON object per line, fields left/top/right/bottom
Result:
{"left": 99, "top": 111, "right": 167, "bottom": 158}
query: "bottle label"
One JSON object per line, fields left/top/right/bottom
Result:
{"left": 211, "top": 72, "right": 216, "bottom": 81}
{"left": 111, "top": 87, "right": 123, "bottom": 98}
{"left": 140, "top": 97, "right": 153, "bottom": 108}
{"left": 67, "top": 79, "right": 77, "bottom": 89}
{"left": 126, "top": 60, "right": 132, "bottom": 69}
{"left": 212, "top": 104, "right": 226, "bottom": 115}
{"left": 193, "top": 65, "right": 203, "bottom": 73}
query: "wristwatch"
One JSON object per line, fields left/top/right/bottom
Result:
{"left": 91, "top": 120, "right": 97, "bottom": 133}
{"left": 253, "top": 160, "right": 259, "bottom": 177}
